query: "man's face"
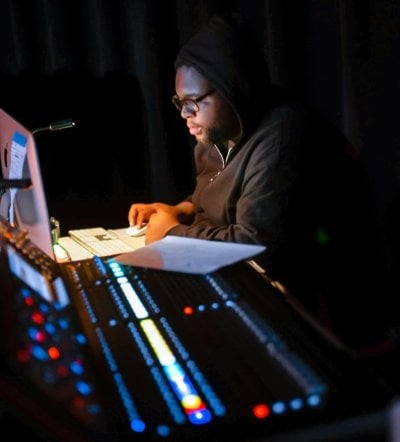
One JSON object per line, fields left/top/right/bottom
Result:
{"left": 174, "top": 65, "right": 240, "bottom": 146}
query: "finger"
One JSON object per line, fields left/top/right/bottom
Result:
{"left": 136, "top": 212, "right": 145, "bottom": 227}
{"left": 128, "top": 206, "right": 137, "bottom": 227}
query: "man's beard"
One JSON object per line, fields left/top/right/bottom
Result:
{"left": 204, "top": 125, "right": 226, "bottom": 145}
{"left": 202, "top": 106, "right": 240, "bottom": 145}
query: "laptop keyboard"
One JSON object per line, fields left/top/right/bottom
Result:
{"left": 68, "top": 227, "right": 134, "bottom": 257}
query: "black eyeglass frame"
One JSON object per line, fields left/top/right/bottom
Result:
{"left": 171, "top": 89, "right": 216, "bottom": 113}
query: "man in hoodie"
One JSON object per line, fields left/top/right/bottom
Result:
{"left": 128, "top": 12, "right": 391, "bottom": 348}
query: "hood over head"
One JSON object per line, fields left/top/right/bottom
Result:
{"left": 175, "top": 12, "right": 271, "bottom": 141}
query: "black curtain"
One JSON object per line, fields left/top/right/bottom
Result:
{"left": 0, "top": 0, "right": 399, "bottom": 271}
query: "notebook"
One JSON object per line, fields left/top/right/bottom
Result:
{"left": 0, "top": 108, "right": 144, "bottom": 262}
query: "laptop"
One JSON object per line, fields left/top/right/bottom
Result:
{"left": 0, "top": 108, "right": 144, "bottom": 262}
{"left": 0, "top": 108, "right": 55, "bottom": 259}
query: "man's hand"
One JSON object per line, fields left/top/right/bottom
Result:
{"left": 129, "top": 201, "right": 195, "bottom": 244}
{"left": 145, "top": 209, "right": 180, "bottom": 244}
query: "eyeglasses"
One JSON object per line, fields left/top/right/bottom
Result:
{"left": 171, "top": 89, "right": 216, "bottom": 113}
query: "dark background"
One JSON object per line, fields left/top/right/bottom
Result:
{"left": 0, "top": 0, "right": 399, "bottom": 273}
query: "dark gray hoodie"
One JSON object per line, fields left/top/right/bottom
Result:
{"left": 169, "top": 12, "right": 304, "bottom": 253}
{"left": 168, "top": 12, "right": 390, "bottom": 347}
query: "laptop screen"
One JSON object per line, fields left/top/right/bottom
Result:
{"left": 0, "top": 108, "right": 55, "bottom": 259}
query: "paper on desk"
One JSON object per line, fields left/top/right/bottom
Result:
{"left": 114, "top": 236, "right": 266, "bottom": 274}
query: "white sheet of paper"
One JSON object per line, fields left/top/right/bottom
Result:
{"left": 115, "top": 236, "right": 266, "bottom": 274}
